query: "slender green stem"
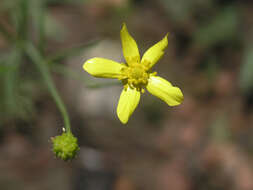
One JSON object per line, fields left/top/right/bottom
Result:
{"left": 17, "top": 0, "right": 29, "bottom": 42}
{"left": 25, "top": 42, "right": 71, "bottom": 133}
{"left": 47, "top": 39, "right": 99, "bottom": 63}
{"left": 4, "top": 49, "right": 21, "bottom": 115}
{"left": 37, "top": 0, "right": 46, "bottom": 54}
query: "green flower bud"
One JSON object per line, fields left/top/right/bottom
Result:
{"left": 51, "top": 132, "right": 79, "bottom": 161}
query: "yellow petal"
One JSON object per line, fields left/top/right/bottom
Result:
{"left": 83, "top": 57, "right": 125, "bottom": 78}
{"left": 120, "top": 23, "right": 140, "bottom": 65}
{"left": 141, "top": 34, "right": 168, "bottom": 69}
{"left": 117, "top": 87, "right": 141, "bottom": 124}
{"left": 147, "top": 76, "right": 183, "bottom": 106}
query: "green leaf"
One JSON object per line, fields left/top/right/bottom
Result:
{"left": 193, "top": 6, "right": 239, "bottom": 48}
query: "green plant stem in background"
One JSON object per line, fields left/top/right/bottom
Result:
{"left": 17, "top": 0, "right": 29, "bottom": 42}
{"left": 4, "top": 49, "right": 21, "bottom": 115}
{"left": 47, "top": 40, "right": 99, "bottom": 63}
{"left": 38, "top": 1, "right": 46, "bottom": 54}
{"left": 30, "top": 0, "right": 46, "bottom": 54}
{"left": 25, "top": 42, "right": 71, "bottom": 133}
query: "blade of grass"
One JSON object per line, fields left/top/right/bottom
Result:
{"left": 0, "top": 63, "right": 15, "bottom": 74}
{"left": 3, "top": 49, "right": 21, "bottom": 115}
{"left": 38, "top": 1, "right": 46, "bottom": 54}
{"left": 193, "top": 6, "right": 239, "bottom": 48}
{"left": 30, "top": 0, "right": 46, "bottom": 54}
{"left": 16, "top": 0, "right": 29, "bottom": 42}
{"left": 47, "top": 39, "right": 100, "bottom": 63}
{"left": 46, "top": 0, "right": 89, "bottom": 5}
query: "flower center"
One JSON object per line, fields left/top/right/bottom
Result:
{"left": 131, "top": 67, "right": 144, "bottom": 79}
{"left": 119, "top": 63, "right": 151, "bottom": 91}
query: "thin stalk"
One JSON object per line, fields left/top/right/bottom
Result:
{"left": 17, "top": 0, "right": 29, "bottom": 42}
{"left": 37, "top": 0, "right": 46, "bottom": 54}
{"left": 4, "top": 49, "right": 21, "bottom": 115}
{"left": 25, "top": 42, "right": 71, "bottom": 132}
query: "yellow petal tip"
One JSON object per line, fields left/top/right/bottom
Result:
{"left": 147, "top": 76, "right": 184, "bottom": 107}
{"left": 83, "top": 60, "right": 90, "bottom": 72}
{"left": 117, "top": 109, "right": 129, "bottom": 124}
{"left": 83, "top": 59, "right": 95, "bottom": 74}
{"left": 119, "top": 117, "right": 128, "bottom": 124}
{"left": 121, "top": 22, "right": 126, "bottom": 29}
{"left": 169, "top": 88, "right": 184, "bottom": 106}
{"left": 163, "top": 34, "right": 169, "bottom": 47}
{"left": 116, "top": 87, "right": 140, "bottom": 125}
{"left": 120, "top": 23, "right": 127, "bottom": 35}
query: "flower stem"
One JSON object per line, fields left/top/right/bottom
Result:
{"left": 25, "top": 42, "right": 71, "bottom": 133}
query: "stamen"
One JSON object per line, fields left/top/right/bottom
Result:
{"left": 118, "top": 60, "right": 154, "bottom": 92}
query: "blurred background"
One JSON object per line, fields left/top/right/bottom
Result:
{"left": 1, "top": 0, "right": 253, "bottom": 189}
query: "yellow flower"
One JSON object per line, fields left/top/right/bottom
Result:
{"left": 83, "top": 23, "right": 183, "bottom": 124}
